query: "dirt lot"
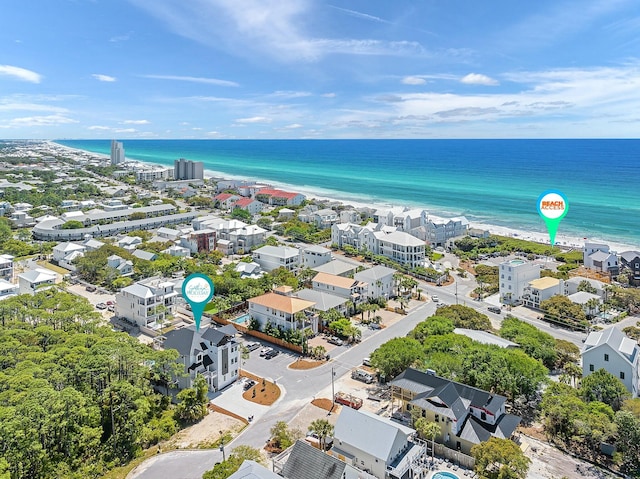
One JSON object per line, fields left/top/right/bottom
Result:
{"left": 166, "top": 411, "right": 244, "bottom": 449}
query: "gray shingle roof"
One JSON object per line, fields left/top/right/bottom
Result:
{"left": 282, "top": 440, "right": 346, "bottom": 479}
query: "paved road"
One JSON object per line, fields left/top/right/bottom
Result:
{"left": 129, "top": 300, "right": 436, "bottom": 479}
{"left": 129, "top": 273, "right": 598, "bottom": 478}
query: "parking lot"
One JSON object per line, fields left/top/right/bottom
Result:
{"left": 66, "top": 284, "right": 116, "bottom": 322}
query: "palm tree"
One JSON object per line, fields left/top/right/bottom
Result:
{"left": 415, "top": 418, "right": 440, "bottom": 464}
{"left": 308, "top": 418, "right": 334, "bottom": 451}
{"left": 564, "top": 362, "right": 582, "bottom": 388}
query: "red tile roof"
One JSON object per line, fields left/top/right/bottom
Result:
{"left": 256, "top": 188, "right": 300, "bottom": 199}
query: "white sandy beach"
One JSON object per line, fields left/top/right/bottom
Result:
{"left": 50, "top": 142, "right": 640, "bottom": 253}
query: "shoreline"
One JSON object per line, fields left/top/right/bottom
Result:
{"left": 49, "top": 141, "right": 640, "bottom": 253}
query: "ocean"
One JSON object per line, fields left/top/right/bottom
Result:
{"left": 55, "top": 139, "right": 640, "bottom": 250}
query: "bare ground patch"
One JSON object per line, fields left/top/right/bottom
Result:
{"left": 166, "top": 411, "right": 244, "bottom": 449}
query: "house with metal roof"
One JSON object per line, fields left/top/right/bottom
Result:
{"left": 115, "top": 277, "right": 179, "bottom": 330}
{"left": 389, "top": 368, "right": 521, "bottom": 456}
{"left": 162, "top": 324, "right": 239, "bottom": 392}
{"left": 582, "top": 327, "right": 639, "bottom": 397}
{"left": 228, "top": 460, "right": 281, "bottom": 479}
{"left": 354, "top": 265, "right": 396, "bottom": 301}
{"left": 252, "top": 245, "right": 300, "bottom": 272}
{"left": 275, "top": 440, "right": 376, "bottom": 479}
{"left": 453, "top": 328, "right": 519, "bottom": 349}
{"left": 301, "top": 245, "right": 332, "bottom": 269}
{"left": 17, "top": 268, "right": 57, "bottom": 295}
{"left": 329, "top": 407, "right": 422, "bottom": 479}
{"left": 312, "top": 259, "right": 358, "bottom": 277}
{"left": 294, "top": 288, "right": 348, "bottom": 317}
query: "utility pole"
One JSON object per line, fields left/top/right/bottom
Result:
{"left": 329, "top": 366, "right": 336, "bottom": 415}
{"left": 455, "top": 280, "right": 458, "bottom": 305}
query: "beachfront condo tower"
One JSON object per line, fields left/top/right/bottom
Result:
{"left": 110, "top": 140, "right": 125, "bottom": 165}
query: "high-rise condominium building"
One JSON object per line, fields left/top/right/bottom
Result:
{"left": 174, "top": 158, "right": 204, "bottom": 180}
{"left": 110, "top": 140, "right": 125, "bottom": 165}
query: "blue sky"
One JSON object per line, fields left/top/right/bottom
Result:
{"left": 2, "top": 0, "right": 640, "bottom": 139}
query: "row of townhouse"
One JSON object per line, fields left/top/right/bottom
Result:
{"left": 332, "top": 223, "right": 427, "bottom": 269}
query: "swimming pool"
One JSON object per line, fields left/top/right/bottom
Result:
{"left": 431, "top": 472, "right": 460, "bottom": 479}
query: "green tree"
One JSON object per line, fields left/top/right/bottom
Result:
{"left": 202, "top": 445, "right": 264, "bottom": 479}
{"left": 60, "top": 220, "right": 84, "bottom": 229}
{"left": 540, "top": 295, "right": 587, "bottom": 329}
{"left": 414, "top": 418, "right": 439, "bottom": 464}
{"left": 581, "top": 368, "right": 630, "bottom": 410}
{"left": 435, "top": 304, "right": 492, "bottom": 330}
{"left": 308, "top": 418, "right": 334, "bottom": 451}
{"left": 499, "top": 316, "right": 557, "bottom": 368}
{"left": 471, "top": 437, "right": 530, "bottom": 479}
{"left": 614, "top": 410, "right": 640, "bottom": 475}
{"left": 411, "top": 315, "right": 455, "bottom": 341}
{"left": 370, "top": 337, "right": 424, "bottom": 379}
{"left": 174, "top": 376, "right": 208, "bottom": 423}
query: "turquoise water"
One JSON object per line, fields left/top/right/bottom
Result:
{"left": 55, "top": 139, "right": 640, "bottom": 249}
{"left": 431, "top": 472, "right": 460, "bottom": 479}
{"left": 233, "top": 314, "right": 250, "bottom": 324}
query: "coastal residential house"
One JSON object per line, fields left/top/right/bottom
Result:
{"left": 10, "top": 210, "right": 35, "bottom": 227}
{"left": 499, "top": 259, "right": 541, "bottom": 305}
{"left": 17, "top": 268, "right": 57, "bottom": 295}
{"left": 235, "top": 261, "right": 263, "bottom": 279}
{"left": 230, "top": 460, "right": 282, "bottom": 479}
{"left": 312, "top": 208, "right": 340, "bottom": 229}
{"left": 252, "top": 245, "right": 300, "bottom": 272}
{"left": 231, "top": 197, "right": 263, "bottom": 215}
{"left": 117, "top": 235, "right": 143, "bottom": 251}
{"left": 228, "top": 224, "right": 266, "bottom": 253}
{"left": 0, "top": 254, "right": 15, "bottom": 282}
{"left": 567, "top": 291, "right": 601, "bottom": 317}
{"left": 312, "top": 259, "right": 358, "bottom": 278}
{"left": 354, "top": 265, "right": 396, "bottom": 301}
{"left": 277, "top": 439, "right": 377, "bottom": 479}
{"left": 301, "top": 245, "right": 332, "bottom": 268}
{"left": 107, "top": 254, "right": 134, "bottom": 276}
{"left": 329, "top": 406, "right": 422, "bottom": 479}
{"left": 161, "top": 244, "right": 191, "bottom": 258}
{"left": 619, "top": 251, "right": 640, "bottom": 286}
{"left": 162, "top": 324, "right": 239, "bottom": 392}
{"left": 0, "top": 279, "right": 18, "bottom": 301}
{"left": 331, "top": 222, "right": 379, "bottom": 251}
{"left": 312, "top": 272, "right": 368, "bottom": 305}
{"left": 180, "top": 229, "right": 216, "bottom": 254}
{"left": 115, "top": 277, "right": 179, "bottom": 330}
{"left": 340, "top": 209, "right": 361, "bottom": 224}
{"left": 390, "top": 368, "right": 521, "bottom": 456}
{"left": 295, "top": 288, "right": 349, "bottom": 318}
{"left": 255, "top": 188, "right": 305, "bottom": 206}
{"left": 582, "top": 327, "right": 639, "bottom": 398}
{"left": 131, "top": 250, "right": 158, "bottom": 262}
{"left": 370, "top": 231, "right": 426, "bottom": 269}
{"left": 565, "top": 277, "right": 607, "bottom": 298}
{"left": 583, "top": 242, "right": 619, "bottom": 276}
{"left": 248, "top": 287, "right": 317, "bottom": 333}
{"left": 52, "top": 242, "right": 87, "bottom": 271}
{"left": 156, "top": 227, "right": 182, "bottom": 241}
{"left": 521, "top": 277, "right": 565, "bottom": 309}
{"left": 214, "top": 193, "right": 241, "bottom": 209}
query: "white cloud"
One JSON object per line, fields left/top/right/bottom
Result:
{"left": 460, "top": 73, "right": 499, "bottom": 86}
{"left": 9, "top": 114, "right": 77, "bottom": 126}
{"left": 402, "top": 76, "right": 427, "bottom": 85}
{"left": 92, "top": 74, "right": 117, "bottom": 82}
{"left": 130, "top": 0, "right": 424, "bottom": 62}
{"left": 123, "top": 119, "right": 150, "bottom": 124}
{"left": 0, "top": 101, "right": 67, "bottom": 113}
{"left": 270, "top": 91, "right": 312, "bottom": 99}
{"left": 235, "top": 116, "right": 272, "bottom": 124}
{"left": 0, "top": 65, "right": 42, "bottom": 83}
{"left": 283, "top": 123, "right": 303, "bottom": 129}
{"left": 115, "top": 128, "right": 137, "bottom": 133}
{"left": 322, "top": 93, "right": 337, "bottom": 98}
{"left": 328, "top": 5, "right": 391, "bottom": 24}
{"left": 143, "top": 74, "right": 239, "bottom": 87}
{"left": 87, "top": 125, "right": 112, "bottom": 130}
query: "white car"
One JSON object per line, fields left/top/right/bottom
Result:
{"left": 432, "top": 295, "right": 439, "bottom": 302}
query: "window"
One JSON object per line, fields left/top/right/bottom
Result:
{"left": 620, "top": 372, "right": 625, "bottom": 380}
{"left": 604, "top": 354, "right": 609, "bottom": 361}
{"left": 589, "top": 364, "right": 594, "bottom": 372}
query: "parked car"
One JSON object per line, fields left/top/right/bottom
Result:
{"left": 259, "top": 347, "right": 273, "bottom": 357}
{"left": 488, "top": 306, "right": 501, "bottom": 314}
{"left": 369, "top": 323, "right": 381, "bottom": 330}
{"left": 96, "top": 303, "right": 107, "bottom": 310}
{"left": 243, "top": 379, "right": 256, "bottom": 391}
{"left": 245, "top": 342, "right": 260, "bottom": 352}
{"left": 106, "top": 300, "right": 115, "bottom": 306}
{"left": 85, "top": 285, "right": 97, "bottom": 292}
{"left": 431, "top": 295, "right": 439, "bottom": 302}
{"left": 107, "top": 305, "right": 115, "bottom": 312}
{"left": 327, "top": 336, "right": 344, "bottom": 346}
{"left": 362, "top": 357, "right": 372, "bottom": 367}
{"left": 265, "top": 349, "right": 279, "bottom": 359}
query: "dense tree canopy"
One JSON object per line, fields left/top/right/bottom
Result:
{"left": 370, "top": 337, "right": 424, "bottom": 379}
{"left": 471, "top": 437, "right": 531, "bottom": 479}
{"left": 0, "top": 290, "right": 177, "bottom": 478}
{"left": 499, "top": 316, "right": 557, "bottom": 369}
{"left": 433, "top": 304, "right": 492, "bottom": 330}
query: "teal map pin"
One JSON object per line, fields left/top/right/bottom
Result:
{"left": 182, "top": 273, "right": 214, "bottom": 331}
{"left": 537, "top": 190, "right": 569, "bottom": 246}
